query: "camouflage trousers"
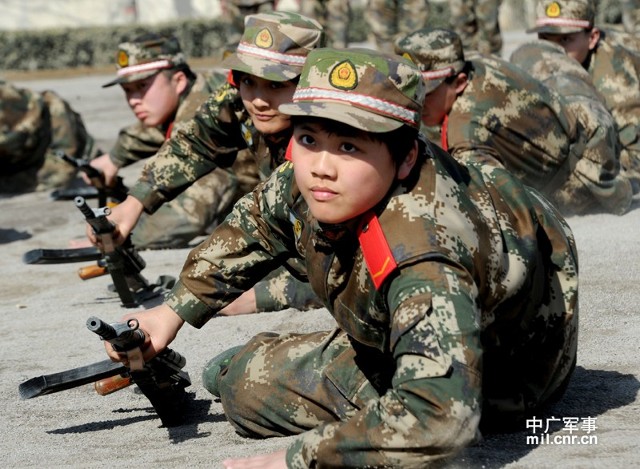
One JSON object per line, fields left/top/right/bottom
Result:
{"left": 211, "top": 325, "right": 575, "bottom": 438}
{"left": 213, "top": 328, "right": 390, "bottom": 438}
{"left": 299, "top": 0, "right": 351, "bottom": 48}
{"left": 364, "top": 0, "right": 431, "bottom": 53}
{"left": 449, "top": 0, "right": 503, "bottom": 55}
{"left": 132, "top": 167, "right": 239, "bottom": 249}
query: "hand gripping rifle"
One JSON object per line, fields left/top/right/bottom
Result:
{"left": 76, "top": 196, "right": 154, "bottom": 308}
{"left": 18, "top": 316, "right": 191, "bottom": 427}
{"left": 50, "top": 150, "right": 128, "bottom": 206}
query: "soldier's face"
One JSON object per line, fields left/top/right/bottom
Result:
{"left": 291, "top": 121, "right": 415, "bottom": 224}
{"left": 238, "top": 74, "right": 297, "bottom": 136}
{"left": 422, "top": 77, "right": 465, "bottom": 126}
{"left": 121, "top": 71, "right": 186, "bottom": 127}
{"left": 538, "top": 29, "right": 600, "bottom": 65}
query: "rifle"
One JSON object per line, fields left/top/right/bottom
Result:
{"left": 75, "top": 196, "right": 166, "bottom": 308}
{"left": 19, "top": 316, "right": 191, "bottom": 427}
{"left": 51, "top": 150, "right": 128, "bottom": 206}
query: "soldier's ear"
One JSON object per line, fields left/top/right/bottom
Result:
{"left": 172, "top": 71, "right": 189, "bottom": 95}
{"left": 588, "top": 27, "right": 601, "bottom": 51}
{"left": 454, "top": 73, "right": 468, "bottom": 95}
{"left": 397, "top": 140, "right": 418, "bottom": 181}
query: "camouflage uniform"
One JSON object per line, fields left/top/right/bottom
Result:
{"left": 220, "top": 0, "right": 275, "bottom": 55}
{"left": 299, "top": 0, "right": 351, "bottom": 48}
{"left": 102, "top": 34, "right": 246, "bottom": 249}
{"left": 529, "top": 0, "right": 640, "bottom": 191}
{"left": 510, "top": 39, "right": 632, "bottom": 215}
{"left": 396, "top": 27, "right": 631, "bottom": 215}
{"left": 0, "top": 81, "right": 98, "bottom": 194}
{"left": 364, "top": 0, "right": 431, "bottom": 52}
{"left": 449, "top": 0, "right": 504, "bottom": 55}
{"left": 165, "top": 48, "right": 578, "bottom": 467}
{"left": 127, "top": 13, "right": 325, "bottom": 310}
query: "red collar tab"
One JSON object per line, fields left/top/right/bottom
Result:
{"left": 357, "top": 211, "right": 397, "bottom": 290}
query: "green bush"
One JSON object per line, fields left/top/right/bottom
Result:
{"left": 0, "top": 4, "right": 451, "bottom": 72}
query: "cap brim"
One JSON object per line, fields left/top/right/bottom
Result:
{"left": 279, "top": 102, "right": 404, "bottom": 133}
{"left": 526, "top": 25, "right": 586, "bottom": 34}
{"left": 424, "top": 77, "right": 447, "bottom": 95}
{"left": 102, "top": 70, "right": 160, "bottom": 88}
{"left": 221, "top": 53, "right": 301, "bottom": 82}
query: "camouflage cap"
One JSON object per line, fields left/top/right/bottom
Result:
{"left": 526, "top": 0, "right": 595, "bottom": 34}
{"left": 279, "top": 47, "right": 425, "bottom": 132}
{"left": 102, "top": 33, "right": 186, "bottom": 88}
{"left": 394, "top": 28, "right": 466, "bottom": 95}
{"left": 221, "top": 11, "right": 324, "bottom": 82}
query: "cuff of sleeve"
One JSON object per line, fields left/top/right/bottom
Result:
{"left": 165, "top": 280, "right": 215, "bottom": 328}
{"left": 253, "top": 280, "right": 282, "bottom": 313}
{"left": 108, "top": 147, "right": 127, "bottom": 168}
{"left": 128, "top": 182, "right": 167, "bottom": 214}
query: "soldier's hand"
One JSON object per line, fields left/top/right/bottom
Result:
{"left": 222, "top": 450, "right": 287, "bottom": 469}
{"left": 83, "top": 153, "right": 120, "bottom": 187}
{"left": 104, "top": 304, "right": 185, "bottom": 364}
{"left": 85, "top": 195, "right": 144, "bottom": 247}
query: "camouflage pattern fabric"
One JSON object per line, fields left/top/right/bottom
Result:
{"left": 586, "top": 32, "right": 640, "bottom": 192}
{"left": 449, "top": 0, "right": 504, "bottom": 55}
{"left": 107, "top": 67, "right": 246, "bottom": 249}
{"left": 102, "top": 33, "right": 187, "bottom": 88}
{"left": 299, "top": 0, "right": 351, "bottom": 48}
{"left": 126, "top": 12, "right": 324, "bottom": 308}
{"left": 396, "top": 27, "right": 629, "bottom": 215}
{"left": 168, "top": 144, "right": 578, "bottom": 467}
{"left": 364, "top": 0, "right": 431, "bottom": 53}
{"left": 510, "top": 39, "right": 632, "bottom": 215}
{"left": 165, "top": 47, "right": 578, "bottom": 467}
{"left": 0, "top": 80, "right": 98, "bottom": 194}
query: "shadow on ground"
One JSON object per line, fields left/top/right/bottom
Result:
{"left": 451, "top": 366, "right": 640, "bottom": 468}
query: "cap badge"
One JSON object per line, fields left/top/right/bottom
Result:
{"left": 117, "top": 50, "right": 129, "bottom": 68}
{"left": 329, "top": 60, "right": 357, "bottom": 90}
{"left": 401, "top": 52, "right": 415, "bottom": 65}
{"left": 546, "top": 1, "right": 561, "bottom": 17}
{"left": 255, "top": 28, "right": 274, "bottom": 49}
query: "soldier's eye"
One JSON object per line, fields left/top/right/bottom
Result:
{"left": 340, "top": 142, "right": 358, "bottom": 153}
{"left": 299, "top": 134, "right": 315, "bottom": 146}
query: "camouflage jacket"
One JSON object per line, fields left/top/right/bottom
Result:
{"left": 432, "top": 55, "right": 579, "bottom": 196}
{"left": 1, "top": 80, "right": 96, "bottom": 192}
{"left": 588, "top": 33, "right": 640, "bottom": 162}
{"left": 128, "top": 75, "right": 290, "bottom": 214}
{"left": 0, "top": 80, "right": 50, "bottom": 174}
{"left": 165, "top": 140, "right": 579, "bottom": 467}
{"left": 109, "top": 71, "right": 228, "bottom": 167}
{"left": 510, "top": 40, "right": 632, "bottom": 215}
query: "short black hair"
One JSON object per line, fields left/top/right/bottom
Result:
{"left": 291, "top": 116, "right": 419, "bottom": 166}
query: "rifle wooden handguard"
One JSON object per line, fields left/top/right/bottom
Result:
{"left": 94, "top": 374, "right": 132, "bottom": 396}
{"left": 78, "top": 264, "right": 107, "bottom": 280}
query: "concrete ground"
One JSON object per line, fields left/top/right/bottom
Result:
{"left": 1, "top": 33, "right": 639, "bottom": 468}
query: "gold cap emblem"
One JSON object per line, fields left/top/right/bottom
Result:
{"left": 330, "top": 60, "right": 357, "bottom": 90}
{"left": 546, "top": 1, "right": 561, "bottom": 17}
{"left": 255, "top": 28, "right": 273, "bottom": 49}
{"left": 117, "top": 50, "right": 129, "bottom": 68}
